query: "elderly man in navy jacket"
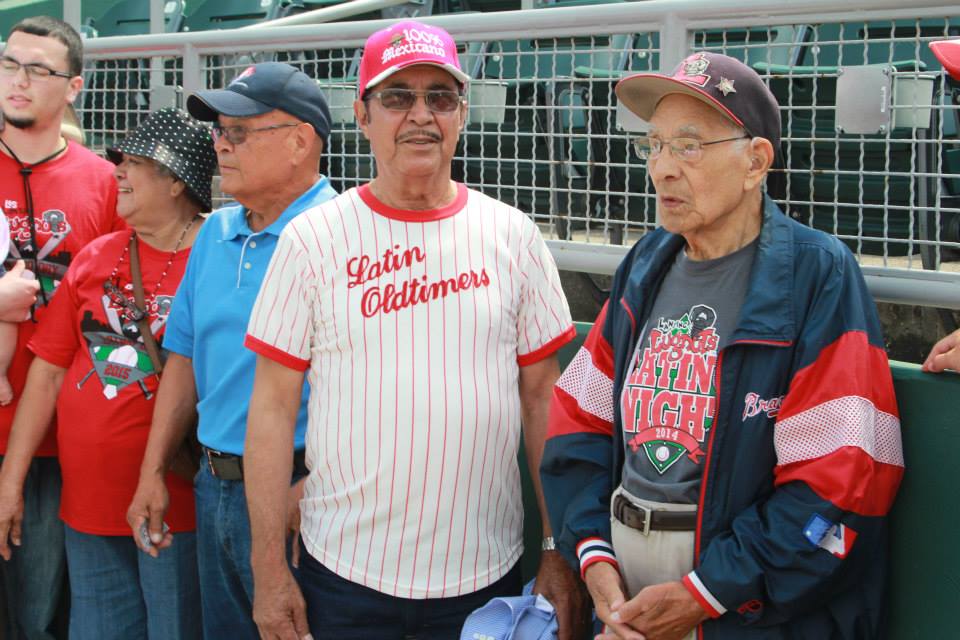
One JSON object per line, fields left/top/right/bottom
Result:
{"left": 541, "top": 52, "right": 903, "bottom": 640}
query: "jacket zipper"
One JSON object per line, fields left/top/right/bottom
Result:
{"left": 694, "top": 349, "right": 723, "bottom": 640}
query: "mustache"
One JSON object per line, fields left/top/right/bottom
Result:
{"left": 396, "top": 130, "right": 442, "bottom": 143}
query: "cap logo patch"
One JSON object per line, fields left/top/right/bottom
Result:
{"left": 381, "top": 26, "right": 448, "bottom": 64}
{"left": 230, "top": 66, "right": 256, "bottom": 89}
{"left": 716, "top": 77, "right": 736, "bottom": 96}
{"left": 675, "top": 53, "right": 711, "bottom": 88}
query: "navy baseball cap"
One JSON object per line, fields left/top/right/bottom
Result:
{"left": 187, "top": 62, "right": 332, "bottom": 145}
{"left": 616, "top": 51, "right": 783, "bottom": 168}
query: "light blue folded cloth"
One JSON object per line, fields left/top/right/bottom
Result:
{"left": 460, "top": 580, "right": 558, "bottom": 640}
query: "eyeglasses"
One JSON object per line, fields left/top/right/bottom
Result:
{"left": 632, "top": 135, "right": 750, "bottom": 163}
{"left": 0, "top": 56, "right": 73, "bottom": 81}
{"left": 365, "top": 88, "right": 463, "bottom": 113}
{"left": 211, "top": 122, "right": 299, "bottom": 145}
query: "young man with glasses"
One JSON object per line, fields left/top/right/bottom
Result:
{"left": 124, "top": 62, "right": 337, "bottom": 639}
{"left": 0, "top": 16, "right": 120, "bottom": 640}
{"left": 541, "top": 52, "right": 903, "bottom": 640}
{"left": 243, "top": 20, "right": 590, "bottom": 640}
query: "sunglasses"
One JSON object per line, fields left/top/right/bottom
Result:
{"left": 103, "top": 280, "right": 146, "bottom": 323}
{"left": 365, "top": 88, "right": 463, "bottom": 113}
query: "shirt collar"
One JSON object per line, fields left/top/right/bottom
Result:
{"left": 220, "top": 175, "right": 334, "bottom": 241}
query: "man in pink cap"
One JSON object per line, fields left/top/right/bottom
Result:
{"left": 243, "top": 20, "right": 590, "bottom": 640}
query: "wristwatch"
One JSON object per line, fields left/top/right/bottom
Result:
{"left": 541, "top": 536, "right": 556, "bottom": 552}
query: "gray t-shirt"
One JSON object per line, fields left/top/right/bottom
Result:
{"left": 620, "top": 238, "right": 758, "bottom": 504}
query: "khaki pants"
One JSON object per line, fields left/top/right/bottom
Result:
{"left": 609, "top": 485, "right": 697, "bottom": 640}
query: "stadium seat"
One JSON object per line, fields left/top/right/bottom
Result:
{"left": 754, "top": 19, "right": 960, "bottom": 256}
{"left": 183, "top": 0, "right": 283, "bottom": 32}
{"left": 90, "top": 0, "right": 185, "bottom": 37}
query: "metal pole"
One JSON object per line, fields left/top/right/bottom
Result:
{"left": 150, "top": 0, "right": 164, "bottom": 34}
{"left": 149, "top": 0, "right": 166, "bottom": 109}
{"left": 63, "top": 0, "right": 81, "bottom": 30}
{"left": 242, "top": 0, "right": 411, "bottom": 29}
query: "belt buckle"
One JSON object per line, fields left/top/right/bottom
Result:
{"left": 636, "top": 502, "right": 652, "bottom": 536}
{"left": 205, "top": 448, "right": 221, "bottom": 478}
{"left": 615, "top": 494, "right": 653, "bottom": 536}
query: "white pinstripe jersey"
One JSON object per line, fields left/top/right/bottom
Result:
{"left": 246, "top": 183, "right": 574, "bottom": 599}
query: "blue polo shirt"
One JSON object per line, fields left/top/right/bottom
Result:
{"left": 164, "top": 177, "right": 337, "bottom": 455}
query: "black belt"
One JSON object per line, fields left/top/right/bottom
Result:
{"left": 203, "top": 447, "right": 307, "bottom": 481}
{"left": 613, "top": 493, "right": 697, "bottom": 535}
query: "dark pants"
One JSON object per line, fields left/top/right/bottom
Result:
{"left": 295, "top": 542, "right": 522, "bottom": 640}
{"left": 0, "top": 456, "right": 66, "bottom": 640}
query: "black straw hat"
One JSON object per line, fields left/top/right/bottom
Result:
{"left": 107, "top": 108, "right": 217, "bottom": 211}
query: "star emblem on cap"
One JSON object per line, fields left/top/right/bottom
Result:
{"left": 716, "top": 77, "right": 736, "bottom": 96}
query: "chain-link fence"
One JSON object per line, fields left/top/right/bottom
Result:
{"left": 77, "top": 0, "right": 960, "bottom": 307}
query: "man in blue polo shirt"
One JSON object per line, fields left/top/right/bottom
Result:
{"left": 125, "top": 62, "right": 337, "bottom": 639}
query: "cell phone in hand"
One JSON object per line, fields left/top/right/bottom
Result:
{"left": 138, "top": 521, "right": 170, "bottom": 550}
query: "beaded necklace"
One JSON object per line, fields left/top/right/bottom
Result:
{"left": 102, "top": 215, "right": 198, "bottom": 323}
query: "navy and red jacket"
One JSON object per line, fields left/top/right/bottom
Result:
{"left": 541, "top": 197, "right": 904, "bottom": 638}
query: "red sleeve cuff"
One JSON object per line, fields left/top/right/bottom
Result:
{"left": 576, "top": 536, "right": 619, "bottom": 579}
{"left": 682, "top": 572, "right": 726, "bottom": 618}
{"left": 518, "top": 325, "right": 576, "bottom": 367}
{"left": 27, "top": 342, "right": 74, "bottom": 370}
{"left": 244, "top": 335, "right": 310, "bottom": 372}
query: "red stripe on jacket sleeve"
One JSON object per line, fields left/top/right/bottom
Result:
{"left": 778, "top": 331, "right": 899, "bottom": 421}
{"left": 775, "top": 447, "right": 904, "bottom": 516}
{"left": 549, "top": 386, "right": 614, "bottom": 437}
{"left": 772, "top": 331, "right": 903, "bottom": 516}
{"left": 682, "top": 572, "right": 726, "bottom": 618}
{"left": 244, "top": 335, "right": 310, "bottom": 372}
{"left": 547, "top": 306, "right": 616, "bottom": 438}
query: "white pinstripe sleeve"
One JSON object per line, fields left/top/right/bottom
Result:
{"left": 245, "top": 222, "right": 317, "bottom": 372}
{"left": 516, "top": 220, "right": 574, "bottom": 366}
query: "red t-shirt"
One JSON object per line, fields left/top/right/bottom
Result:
{"left": 1, "top": 141, "right": 122, "bottom": 456}
{"left": 29, "top": 231, "right": 195, "bottom": 535}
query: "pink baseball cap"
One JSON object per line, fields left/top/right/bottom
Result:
{"left": 358, "top": 20, "right": 470, "bottom": 97}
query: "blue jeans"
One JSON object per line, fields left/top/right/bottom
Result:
{"left": 63, "top": 524, "right": 201, "bottom": 640}
{"left": 193, "top": 462, "right": 307, "bottom": 640}
{"left": 193, "top": 463, "right": 257, "bottom": 640}
{"left": 296, "top": 542, "right": 522, "bottom": 640}
{"left": 0, "top": 456, "right": 66, "bottom": 640}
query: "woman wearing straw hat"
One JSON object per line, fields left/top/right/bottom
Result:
{"left": 0, "top": 108, "right": 215, "bottom": 640}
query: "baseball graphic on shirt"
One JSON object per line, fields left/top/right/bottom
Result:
{"left": 621, "top": 305, "right": 720, "bottom": 474}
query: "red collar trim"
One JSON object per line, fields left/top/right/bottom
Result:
{"left": 358, "top": 182, "right": 467, "bottom": 222}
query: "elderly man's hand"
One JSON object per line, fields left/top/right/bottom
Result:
{"left": 251, "top": 564, "right": 313, "bottom": 640}
{"left": 0, "top": 261, "right": 39, "bottom": 322}
{"left": 584, "top": 562, "right": 646, "bottom": 640}
{"left": 922, "top": 329, "right": 960, "bottom": 374}
{"left": 602, "top": 581, "right": 708, "bottom": 640}
{"left": 533, "top": 550, "right": 592, "bottom": 640}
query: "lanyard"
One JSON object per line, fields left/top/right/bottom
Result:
{"left": 0, "top": 135, "right": 67, "bottom": 316}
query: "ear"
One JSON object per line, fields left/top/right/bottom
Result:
{"left": 169, "top": 179, "right": 186, "bottom": 198}
{"left": 743, "top": 137, "right": 774, "bottom": 191}
{"left": 457, "top": 100, "right": 467, "bottom": 131}
{"left": 290, "top": 122, "right": 314, "bottom": 164}
{"left": 66, "top": 76, "right": 83, "bottom": 104}
{"left": 354, "top": 99, "right": 371, "bottom": 139}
